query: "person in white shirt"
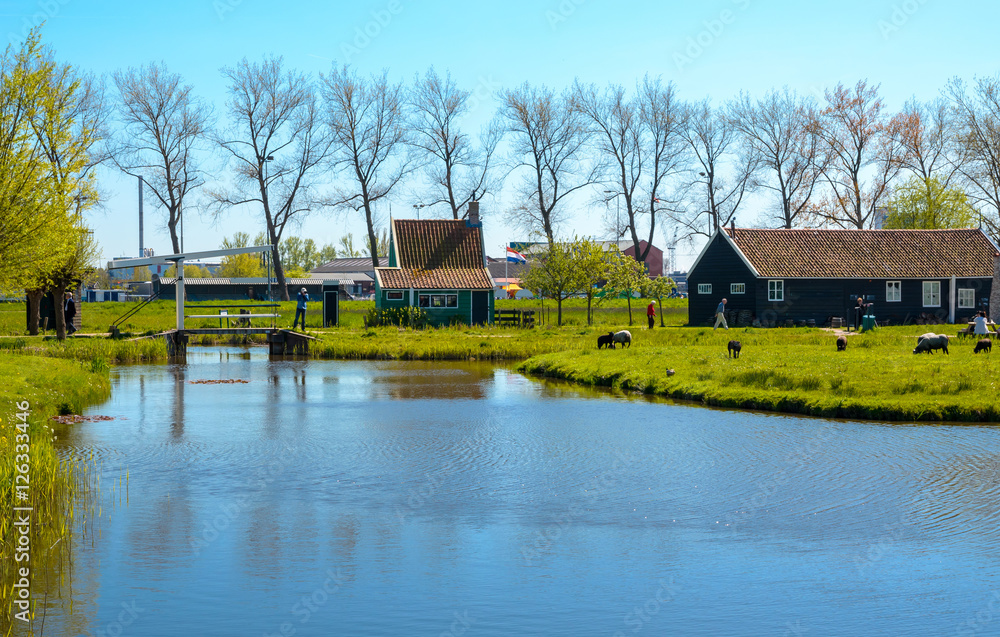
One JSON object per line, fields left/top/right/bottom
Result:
{"left": 973, "top": 310, "right": 990, "bottom": 335}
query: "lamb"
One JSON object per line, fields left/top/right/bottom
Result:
{"left": 728, "top": 340, "right": 741, "bottom": 359}
{"left": 913, "top": 333, "right": 950, "bottom": 355}
{"left": 612, "top": 330, "right": 632, "bottom": 349}
{"left": 836, "top": 335, "right": 847, "bottom": 351}
{"left": 974, "top": 338, "right": 992, "bottom": 354}
{"left": 597, "top": 332, "right": 615, "bottom": 350}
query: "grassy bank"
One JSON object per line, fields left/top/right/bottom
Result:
{"left": 0, "top": 354, "right": 112, "bottom": 630}
{"left": 517, "top": 326, "right": 1000, "bottom": 423}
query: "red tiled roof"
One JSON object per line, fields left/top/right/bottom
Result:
{"left": 393, "top": 219, "right": 485, "bottom": 269}
{"left": 377, "top": 268, "right": 493, "bottom": 290}
{"left": 376, "top": 219, "right": 493, "bottom": 290}
{"left": 726, "top": 228, "right": 998, "bottom": 278}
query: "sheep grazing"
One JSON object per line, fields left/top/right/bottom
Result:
{"left": 836, "top": 335, "right": 847, "bottom": 351}
{"left": 913, "top": 333, "right": 950, "bottom": 355}
{"left": 728, "top": 340, "right": 741, "bottom": 359}
{"left": 974, "top": 338, "right": 993, "bottom": 354}
{"left": 597, "top": 332, "right": 615, "bottom": 350}
{"left": 612, "top": 330, "right": 632, "bottom": 349}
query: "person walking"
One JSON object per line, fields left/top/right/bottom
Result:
{"left": 854, "top": 296, "right": 865, "bottom": 332}
{"left": 647, "top": 300, "right": 656, "bottom": 329}
{"left": 714, "top": 297, "right": 728, "bottom": 330}
{"left": 64, "top": 291, "right": 77, "bottom": 335}
{"left": 293, "top": 287, "right": 309, "bottom": 330}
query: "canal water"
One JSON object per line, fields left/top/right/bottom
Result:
{"left": 36, "top": 347, "right": 1000, "bottom": 636}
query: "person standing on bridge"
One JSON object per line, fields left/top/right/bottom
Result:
{"left": 293, "top": 287, "right": 309, "bottom": 330}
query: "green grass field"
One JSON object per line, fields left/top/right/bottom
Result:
{"left": 517, "top": 325, "right": 1000, "bottom": 422}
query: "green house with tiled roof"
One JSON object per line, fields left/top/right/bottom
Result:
{"left": 374, "top": 204, "right": 495, "bottom": 326}
{"left": 688, "top": 226, "right": 999, "bottom": 327}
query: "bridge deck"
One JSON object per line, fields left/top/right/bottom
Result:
{"left": 182, "top": 327, "right": 277, "bottom": 336}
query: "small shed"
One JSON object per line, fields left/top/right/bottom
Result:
{"left": 687, "top": 227, "right": 999, "bottom": 327}
{"left": 374, "top": 205, "right": 495, "bottom": 326}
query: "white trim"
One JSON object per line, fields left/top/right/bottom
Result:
{"left": 922, "top": 280, "right": 942, "bottom": 308}
{"left": 687, "top": 229, "right": 761, "bottom": 279}
{"left": 885, "top": 280, "right": 901, "bottom": 302}
{"left": 697, "top": 283, "right": 712, "bottom": 294}
{"left": 730, "top": 283, "right": 746, "bottom": 294}
{"left": 767, "top": 279, "right": 784, "bottom": 302}
{"left": 385, "top": 290, "right": 404, "bottom": 301}
{"left": 958, "top": 287, "right": 975, "bottom": 309}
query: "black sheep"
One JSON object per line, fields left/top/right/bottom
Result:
{"left": 974, "top": 338, "right": 992, "bottom": 354}
{"left": 836, "top": 335, "right": 847, "bottom": 351}
{"left": 597, "top": 332, "right": 615, "bottom": 350}
{"left": 728, "top": 340, "right": 741, "bottom": 359}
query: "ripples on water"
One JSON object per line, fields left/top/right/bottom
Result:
{"left": 32, "top": 347, "right": 1000, "bottom": 637}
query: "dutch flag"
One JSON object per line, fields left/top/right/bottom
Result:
{"left": 506, "top": 246, "right": 527, "bottom": 263}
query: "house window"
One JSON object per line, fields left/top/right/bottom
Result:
{"left": 958, "top": 288, "right": 975, "bottom": 309}
{"left": 886, "top": 281, "right": 901, "bottom": 302}
{"left": 697, "top": 284, "right": 712, "bottom": 294}
{"left": 767, "top": 280, "right": 784, "bottom": 302}
{"left": 730, "top": 283, "right": 746, "bottom": 295}
{"left": 385, "top": 291, "right": 403, "bottom": 301}
{"left": 419, "top": 293, "right": 458, "bottom": 309}
{"left": 922, "top": 281, "right": 941, "bottom": 307}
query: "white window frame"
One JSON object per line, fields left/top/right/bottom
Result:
{"left": 958, "top": 288, "right": 975, "bottom": 309}
{"left": 922, "top": 281, "right": 941, "bottom": 307}
{"left": 730, "top": 283, "right": 746, "bottom": 295}
{"left": 385, "top": 290, "right": 404, "bottom": 301}
{"left": 697, "top": 284, "right": 712, "bottom": 295}
{"left": 418, "top": 293, "right": 458, "bottom": 309}
{"left": 767, "top": 280, "right": 784, "bottom": 302}
{"left": 886, "top": 280, "right": 901, "bottom": 303}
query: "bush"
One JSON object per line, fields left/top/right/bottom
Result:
{"left": 363, "top": 306, "right": 428, "bottom": 328}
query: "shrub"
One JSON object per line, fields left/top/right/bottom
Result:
{"left": 363, "top": 306, "right": 428, "bottom": 328}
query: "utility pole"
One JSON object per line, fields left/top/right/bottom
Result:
{"left": 138, "top": 176, "right": 144, "bottom": 257}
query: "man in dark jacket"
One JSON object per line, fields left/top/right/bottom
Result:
{"left": 64, "top": 292, "right": 77, "bottom": 335}
{"left": 293, "top": 287, "right": 309, "bottom": 330}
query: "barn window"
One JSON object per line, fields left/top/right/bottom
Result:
{"left": 421, "top": 294, "right": 458, "bottom": 309}
{"left": 730, "top": 283, "right": 746, "bottom": 294}
{"left": 922, "top": 281, "right": 941, "bottom": 307}
{"left": 385, "top": 291, "right": 403, "bottom": 301}
{"left": 886, "top": 281, "right": 901, "bottom": 302}
{"left": 958, "top": 288, "right": 975, "bottom": 309}
{"left": 767, "top": 280, "right": 784, "bottom": 302}
{"left": 446, "top": 294, "right": 458, "bottom": 307}
{"left": 418, "top": 294, "right": 430, "bottom": 308}
{"left": 697, "top": 284, "right": 712, "bottom": 294}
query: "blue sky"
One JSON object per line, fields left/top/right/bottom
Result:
{"left": 3, "top": 0, "right": 998, "bottom": 268}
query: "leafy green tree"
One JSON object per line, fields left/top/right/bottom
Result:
{"left": 218, "top": 232, "right": 266, "bottom": 278}
{"left": 603, "top": 248, "right": 647, "bottom": 326}
{"left": 519, "top": 240, "right": 583, "bottom": 326}
{"left": 573, "top": 238, "right": 610, "bottom": 326}
{"left": 338, "top": 233, "right": 362, "bottom": 258}
{"left": 316, "top": 242, "right": 337, "bottom": 265}
{"left": 132, "top": 266, "right": 152, "bottom": 281}
{"left": 883, "top": 175, "right": 977, "bottom": 229}
{"left": 642, "top": 275, "right": 676, "bottom": 327}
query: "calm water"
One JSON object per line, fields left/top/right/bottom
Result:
{"left": 31, "top": 347, "right": 1000, "bottom": 636}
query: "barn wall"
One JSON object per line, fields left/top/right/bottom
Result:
{"left": 687, "top": 234, "right": 756, "bottom": 326}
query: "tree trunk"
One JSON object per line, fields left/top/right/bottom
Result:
{"left": 52, "top": 284, "right": 67, "bottom": 341}
{"left": 167, "top": 211, "right": 181, "bottom": 254}
{"left": 587, "top": 295, "right": 593, "bottom": 326}
{"left": 26, "top": 289, "right": 43, "bottom": 335}
{"left": 626, "top": 295, "right": 633, "bottom": 326}
{"left": 271, "top": 244, "right": 289, "bottom": 301}
{"left": 658, "top": 298, "right": 664, "bottom": 327}
{"left": 557, "top": 297, "right": 563, "bottom": 326}
{"left": 364, "top": 201, "right": 380, "bottom": 271}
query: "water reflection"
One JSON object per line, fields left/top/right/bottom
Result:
{"left": 35, "top": 347, "right": 1000, "bottom": 637}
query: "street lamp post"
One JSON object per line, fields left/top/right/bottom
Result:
{"left": 412, "top": 203, "right": 425, "bottom": 219}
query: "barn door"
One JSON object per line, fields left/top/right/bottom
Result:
{"left": 472, "top": 291, "right": 489, "bottom": 325}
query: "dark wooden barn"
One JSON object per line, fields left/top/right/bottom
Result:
{"left": 687, "top": 227, "right": 999, "bottom": 327}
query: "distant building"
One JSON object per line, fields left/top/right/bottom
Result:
{"left": 687, "top": 226, "right": 998, "bottom": 327}
{"left": 309, "top": 256, "right": 387, "bottom": 298}
{"left": 108, "top": 256, "right": 221, "bottom": 281}
{"left": 510, "top": 239, "right": 665, "bottom": 277}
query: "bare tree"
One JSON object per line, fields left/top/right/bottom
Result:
{"left": 322, "top": 66, "right": 411, "bottom": 270}
{"left": 815, "top": 80, "right": 906, "bottom": 229}
{"left": 573, "top": 76, "right": 686, "bottom": 266}
{"left": 112, "top": 62, "right": 211, "bottom": 254}
{"left": 212, "top": 56, "right": 331, "bottom": 300}
{"left": 410, "top": 68, "right": 501, "bottom": 219}
{"left": 729, "top": 88, "right": 827, "bottom": 228}
{"left": 895, "top": 96, "right": 960, "bottom": 186}
{"left": 947, "top": 75, "right": 1000, "bottom": 235}
{"left": 499, "top": 82, "right": 595, "bottom": 245}
{"left": 675, "top": 99, "right": 758, "bottom": 238}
